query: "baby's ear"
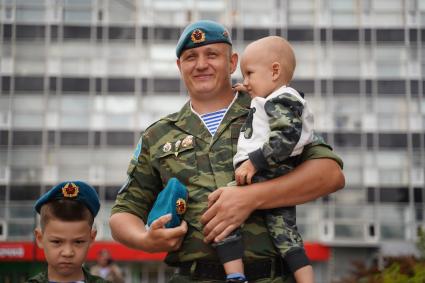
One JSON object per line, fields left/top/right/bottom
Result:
{"left": 34, "top": 228, "right": 43, "bottom": 248}
{"left": 271, "top": 62, "right": 281, "bottom": 80}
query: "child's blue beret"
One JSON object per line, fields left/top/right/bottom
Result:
{"left": 147, "top": 178, "right": 188, "bottom": 229}
{"left": 176, "top": 20, "right": 232, "bottom": 58}
{"left": 34, "top": 181, "right": 100, "bottom": 217}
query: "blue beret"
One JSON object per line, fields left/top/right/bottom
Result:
{"left": 176, "top": 20, "right": 232, "bottom": 58}
{"left": 147, "top": 178, "right": 188, "bottom": 229}
{"left": 34, "top": 181, "right": 100, "bottom": 217}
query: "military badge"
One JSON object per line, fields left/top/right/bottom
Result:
{"left": 223, "top": 30, "right": 229, "bottom": 38}
{"left": 163, "top": 142, "right": 172, "bottom": 153}
{"left": 191, "top": 29, "right": 205, "bottom": 43}
{"left": 176, "top": 198, "right": 187, "bottom": 215}
{"left": 61, "top": 182, "right": 79, "bottom": 198}
{"left": 174, "top": 140, "right": 182, "bottom": 152}
{"left": 182, "top": 135, "right": 193, "bottom": 148}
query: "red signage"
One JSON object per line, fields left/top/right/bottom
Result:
{"left": 0, "top": 241, "right": 329, "bottom": 262}
{"left": 0, "top": 241, "right": 165, "bottom": 262}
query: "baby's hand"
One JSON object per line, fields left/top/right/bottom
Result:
{"left": 232, "top": 83, "right": 247, "bottom": 93}
{"left": 235, "top": 159, "right": 257, "bottom": 185}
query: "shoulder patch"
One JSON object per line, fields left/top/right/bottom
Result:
{"left": 132, "top": 137, "right": 142, "bottom": 161}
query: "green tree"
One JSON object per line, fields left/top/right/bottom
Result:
{"left": 416, "top": 227, "right": 425, "bottom": 260}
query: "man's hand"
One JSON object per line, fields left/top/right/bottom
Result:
{"left": 235, "top": 159, "right": 257, "bottom": 185}
{"left": 201, "top": 186, "right": 256, "bottom": 243}
{"left": 109, "top": 212, "right": 187, "bottom": 253}
{"left": 142, "top": 214, "right": 188, "bottom": 253}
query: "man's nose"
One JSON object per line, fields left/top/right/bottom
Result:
{"left": 195, "top": 55, "right": 208, "bottom": 69}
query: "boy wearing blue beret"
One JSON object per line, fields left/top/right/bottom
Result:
{"left": 27, "top": 181, "right": 108, "bottom": 283}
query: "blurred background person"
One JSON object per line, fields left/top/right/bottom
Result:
{"left": 90, "top": 249, "right": 124, "bottom": 283}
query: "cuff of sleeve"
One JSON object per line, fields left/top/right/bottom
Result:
{"left": 248, "top": 149, "right": 269, "bottom": 171}
{"left": 283, "top": 248, "right": 311, "bottom": 273}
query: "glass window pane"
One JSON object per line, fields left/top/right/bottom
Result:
{"left": 381, "top": 224, "right": 405, "bottom": 240}
{"left": 330, "top": 0, "right": 358, "bottom": 26}
{"left": 335, "top": 224, "right": 364, "bottom": 239}
{"left": 9, "top": 203, "right": 34, "bottom": 219}
{"left": 13, "top": 113, "right": 44, "bottom": 129}
{"left": 64, "top": 9, "right": 92, "bottom": 24}
{"left": 10, "top": 149, "right": 42, "bottom": 167}
{"left": 108, "top": 0, "right": 136, "bottom": 24}
{"left": 12, "top": 96, "right": 44, "bottom": 112}
{"left": 7, "top": 221, "right": 34, "bottom": 239}
{"left": 288, "top": 0, "right": 315, "bottom": 26}
{"left": 16, "top": 7, "right": 45, "bottom": 23}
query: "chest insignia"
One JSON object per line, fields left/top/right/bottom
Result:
{"left": 163, "top": 142, "right": 172, "bottom": 153}
{"left": 182, "top": 135, "right": 194, "bottom": 148}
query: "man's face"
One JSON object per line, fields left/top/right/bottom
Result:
{"left": 177, "top": 43, "right": 238, "bottom": 101}
{"left": 35, "top": 219, "right": 96, "bottom": 281}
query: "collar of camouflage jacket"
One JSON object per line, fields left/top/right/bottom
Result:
{"left": 164, "top": 91, "right": 251, "bottom": 144}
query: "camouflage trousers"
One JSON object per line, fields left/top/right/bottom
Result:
{"left": 265, "top": 206, "right": 303, "bottom": 258}
{"left": 227, "top": 172, "right": 304, "bottom": 258}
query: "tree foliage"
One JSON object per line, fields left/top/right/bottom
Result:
{"left": 333, "top": 232, "right": 425, "bottom": 283}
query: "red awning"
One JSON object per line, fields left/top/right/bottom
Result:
{"left": 0, "top": 241, "right": 329, "bottom": 262}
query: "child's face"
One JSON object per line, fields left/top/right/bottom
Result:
{"left": 240, "top": 50, "right": 276, "bottom": 99}
{"left": 35, "top": 219, "right": 96, "bottom": 281}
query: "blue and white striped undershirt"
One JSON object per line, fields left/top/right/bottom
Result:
{"left": 200, "top": 108, "right": 227, "bottom": 136}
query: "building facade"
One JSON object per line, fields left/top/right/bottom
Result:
{"left": 0, "top": 0, "right": 424, "bottom": 282}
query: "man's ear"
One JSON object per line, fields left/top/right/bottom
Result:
{"left": 176, "top": 59, "right": 181, "bottom": 72}
{"left": 34, "top": 228, "right": 43, "bottom": 248}
{"left": 271, "top": 62, "right": 281, "bottom": 81}
{"left": 229, "top": 52, "right": 239, "bottom": 74}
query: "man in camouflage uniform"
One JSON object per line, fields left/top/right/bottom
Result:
{"left": 109, "top": 20, "right": 344, "bottom": 283}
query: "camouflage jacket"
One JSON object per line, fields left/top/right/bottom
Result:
{"left": 234, "top": 86, "right": 314, "bottom": 172}
{"left": 26, "top": 265, "right": 109, "bottom": 283}
{"left": 111, "top": 91, "right": 343, "bottom": 266}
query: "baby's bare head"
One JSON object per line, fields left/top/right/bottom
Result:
{"left": 242, "top": 36, "right": 296, "bottom": 84}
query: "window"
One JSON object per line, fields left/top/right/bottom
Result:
{"left": 375, "top": 46, "right": 406, "bottom": 78}
{"left": 334, "top": 223, "right": 364, "bottom": 239}
{"left": 9, "top": 185, "right": 40, "bottom": 200}
{"left": 372, "top": 0, "right": 404, "bottom": 26}
{"left": 330, "top": 0, "right": 359, "bottom": 26}
{"left": 16, "top": 6, "right": 45, "bottom": 23}
{"left": 106, "top": 131, "right": 134, "bottom": 146}
{"left": 332, "top": 47, "right": 361, "bottom": 78}
{"left": 15, "top": 25, "right": 45, "bottom": 39}
{"left": 63, "top": 26, "right": 91, "bottom": 40}
{"left": 288, "top": 0, "right": 315, "bottom": 26}
{"left": 60, "top": 131, "right": 89, "bottom": 146}
{"left": 14, "top": 76, "right": 43, "bottom": 92}
{"left": 108, "top": 0, "right": 137, "bottom": 24}
{"left": 12, "top": 131, "right": 42, "bottom": 146}
{"left": 61, "top": 77, "right": 90, "bottom": 92}
{"left": 380, "top": 187, "right": 409, "bottom": 203}
{"left": 107, "top": 78, "right": 135, "bottom": 93}
{"left": 239, "top": 0, "right": 279, "bottom": 27}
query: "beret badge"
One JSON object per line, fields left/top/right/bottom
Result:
{"left": 191, "top": 29, "right": 205, "bottom": 43}
{"left": 62, "top": 182, "right": 79, "bottom": 198}
{"left": 176, "top": 198, "right": 187, "bottom": 215}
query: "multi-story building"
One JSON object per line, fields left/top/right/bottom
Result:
{"left": 0, "top": 0, "right": 424, "bottom": 282}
